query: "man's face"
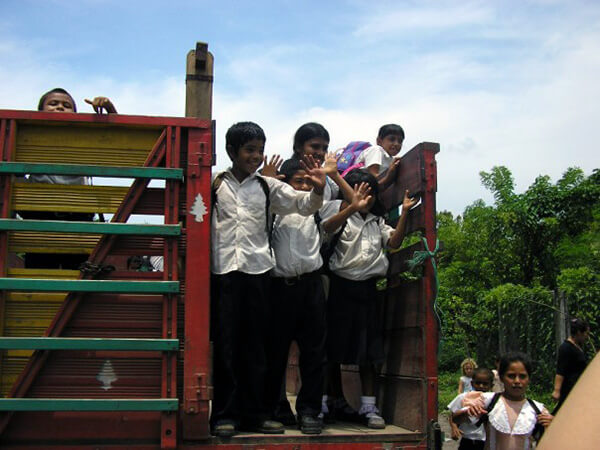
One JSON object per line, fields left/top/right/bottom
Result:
{"left": 377, "top": 134, "right": 403, "bottom": 157}
{"left": 230, "top": 139, "right": 265, "bottom": 177}
{"left": 287, "top": 169, "right": 312, "bottom": 192}
{"left": 43, "top": 93, "right": 75, "bottom": 113}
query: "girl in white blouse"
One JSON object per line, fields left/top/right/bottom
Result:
{"left": 461, "top": 352, "right": 554, "bottom": 450}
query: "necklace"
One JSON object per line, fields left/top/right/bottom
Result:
{"left": 568, "top": 337, "right": 583, "bottom": 352}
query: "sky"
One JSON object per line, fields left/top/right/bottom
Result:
{"left": 1, "top": 0, "right": 599, "bottom": 215}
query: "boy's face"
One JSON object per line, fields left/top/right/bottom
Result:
{"left": 377, "top": 134, "right": 403, "bottom": 157}
{"left": 43, "top": 92, "right": 75, "bottom": 113}
{"left": 300, "top": 138, "right": 329, "bottom": 166}
{"left": 228, "top": 138, "right": 265, "bottom": 177}
{"left": 288, "top": 169, "right": 312, "bottom": 192}
{"left": 472, "top": 374, "right": 492, "bottom": 392}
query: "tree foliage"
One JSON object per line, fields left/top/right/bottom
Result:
{"left": 437, "top": 167, "right": 599, "bottom": 386}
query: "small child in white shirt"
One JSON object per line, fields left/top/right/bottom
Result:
{"left": 448, "top": 367, "right": 494, "bottom": 450}
{"left": 319, "top": 168, "right": 417, "bottom": 429}
{"left": 265, "top": 158, "right": 364, "bottom": 435}
{"left": 354, "top": 124, "right": 404, "bottom": 189}
{"left": 210, "top": 122, "right": 325, "bottom": 437}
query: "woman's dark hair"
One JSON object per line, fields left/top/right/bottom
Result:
{"left": 293, "top": 122, "right": 330, "bottom": 154}
{"left": 570, "top": 317, "right": 590, "bottom": 336}
{"left": 343, "top": 169, "right": 385, "bottom": 216}
{"left": 377, "top": 123, "right": 404, "bottom": 140}
{"left": 279, "top": 158, "right": 303, "bottom": 182}
{"left": 38, "top": 88, "right": 77, "bottom": 112}
{"left": 498, "top": 352, "right": 532, "bottom": 378}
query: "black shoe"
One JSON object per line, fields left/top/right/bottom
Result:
{"left": 240, "top": 419, "right": 285, "bottom": 434}
{"left": 333, "top": 401, "right": 361, "bottom": 424}
{"left": 273, "top": 400, "right": 297, "bottom": 426}
{"left": 211, "top": 421, "right": 237, "bottom": 437}
{"left": 299, "top": 415, "right": 323, "bottom": 435}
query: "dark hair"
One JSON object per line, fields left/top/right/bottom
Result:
{"left": 377, "top": 124, "right": 404, "bottom": 141}
{"left": 225, "top": 121, "right": 266, "bottom": 156}
{"left": 570, "top": 317, "right": 590, "bottom": 336}
{"left": 498, "top": 352, "right": 532, "bottom": 379}
{"left": 343, "top": 169, "right": 385, "bottom": 216}
{"left": 280, "top": 158, "right": 303, "bottom": 182}
{"left": 292, "top": 122, "right": 330, "bottom": 155}
{"left": 38, "top": 88, "right": 77, "bottom": 112}
{"left": 473, "top": 367, "right": 494, "bottom": 384}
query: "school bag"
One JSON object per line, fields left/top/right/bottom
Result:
{"left": 336, "top": 141, "right": 371, "bottom": 176}
{"left": 211, "top": 172, "right": 273, "bottom": 255}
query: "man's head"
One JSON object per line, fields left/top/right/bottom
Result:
{"left": 471, "top": 367, "right": 493, "bottom": 392}
{"left": 38, "top": 88, "right": 77, "bottom": 113}
{"left": 280, "top": 158, "right": 311, "bottom": 192}
{"left": 225, "top": 122, "right": 266, "bottom": 177}
{"left": 376, "top": 123, "right": 404, "bottom": 157}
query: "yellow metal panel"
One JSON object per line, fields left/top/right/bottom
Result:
{"left": 8, "top": 231, "right": 100, "bottom": 253}
{"left": 15, "top": 124, "right": 161, "bottom": 166}
{"left": 8, "top": 268, "right": 80, "bottom": 279}
{"left": 1, "top": 292, "right": 65, "bottom": 396}
{"left": 12, "top": 182, "right": 128, "bottom": 213}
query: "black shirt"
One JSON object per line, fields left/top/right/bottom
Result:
{"left": 556, "top": 339, "right": 588, "bottom": 401}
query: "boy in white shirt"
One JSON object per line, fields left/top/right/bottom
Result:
{"left": 265, "top": 158, "right": 367, "bottom": 435}
{"left": 448, "top": 367, "right": 494, "bottom": 450}
{"left": 354, "top": 124, "right": 404, "bottom": 189}
{"left": 210, "top": 122, "right": 325, "bottom": 437}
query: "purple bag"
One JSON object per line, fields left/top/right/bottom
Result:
{"left": 336, "top": 141, "right": 371, "bottom": 175}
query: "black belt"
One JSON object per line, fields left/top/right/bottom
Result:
{"left": 275, "top": 270, "right": 320, "bottom": 286}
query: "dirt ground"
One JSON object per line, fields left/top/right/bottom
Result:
{"left": 439, "top": 412, "right": 459, "bottom": 450}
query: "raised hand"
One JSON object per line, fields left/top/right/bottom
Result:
{"left": 261, "top": 154, "right": 284, "bottom": 179}
{"left": 402, "top": 190, "right": 418, "bottom": 211}
{"left": 323, "top": 152, "right": 339, "bottom": 177}
{"left": 300, "top": 154, "right": 326, "bottom": 194}
{"left": 350, "top": 182, "right": 372, "bottom": 211}
{"left": 85, "top": 97, "right": 117, "bottom": 114}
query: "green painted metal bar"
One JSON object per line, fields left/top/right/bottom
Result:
{"left": 0, "top": 162, "right": 183, "bottom": 180}
{"left": 0, "top": 219, "right": 181, "bottom": 236}
{"left": 0, "top": 337, "right": 179, "bottom": 351}
{"left": 0, "top": 398, "right": 179, "bottom": 411}
{"left": 0, "top": 278, "right": 179, "bottom": 293}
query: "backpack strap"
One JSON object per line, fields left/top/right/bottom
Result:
{"left": 475, "top": 392, "right": 502, "bottom": 427}
{"left": 210, "top": 172, "right": 226, "bottom": 213}
{"left": 255, "top": 175, "right": 273, "bottom": 256}
{"left": 527, "top": 398, "right": 545, "bottom": 442}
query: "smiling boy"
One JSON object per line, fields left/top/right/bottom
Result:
{"left": 210, "top": 122, "right": 325, "bottom": 437}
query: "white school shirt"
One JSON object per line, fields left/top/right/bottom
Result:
{"left": 447, "top": 393, "right": 486, "bottom": 442}
{"left": 272, "top": 212, "right": 323, "bottom": 278}
{"left": 324, "top": 176, "right": 339, "bottom": 201}
{"left": 211, "top": 170, "right": 323, "bottom": 275}
{"left": 354, "top": 145, "right": 395, "bottom": 173}
{"left": 319, "top": 200, "right": 394, "bottom": 281}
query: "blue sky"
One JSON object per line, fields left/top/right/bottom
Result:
{"left": 1, "top": 0, "right": 599, "bottom": 214}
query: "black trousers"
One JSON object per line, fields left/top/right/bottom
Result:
{"left": 458, "top": 437, "right": 485, "bottom": 450}
{"left": 266, "top": 272, "right": 326, "bottom": 417}
{"left": 210, "top": 271, "right": 271, "bottom": 426}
